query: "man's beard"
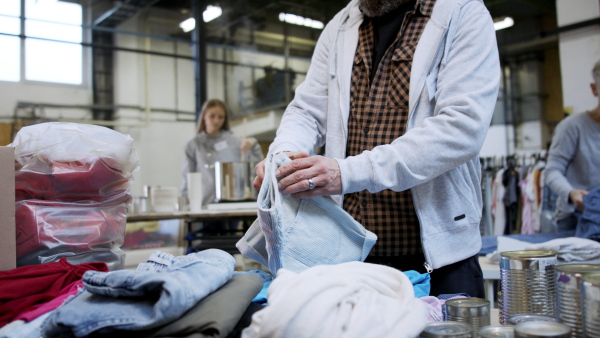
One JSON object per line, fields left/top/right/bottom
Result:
{"left": 358, "top": 0, "right": 405, "bottom": 17}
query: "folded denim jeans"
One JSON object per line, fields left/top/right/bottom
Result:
{"left": 42, "top": 249, "right": 235, "bottom": 337}
{"left": 237, "top": 153, "right": 377, "bottom": 274}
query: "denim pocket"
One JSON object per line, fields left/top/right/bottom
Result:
{"left": 284, "top": 198, "right": 341, "bottom": 267}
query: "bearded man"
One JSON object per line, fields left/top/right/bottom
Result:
{"left": 254, "top": 0, "right": 500, "bottom": 297}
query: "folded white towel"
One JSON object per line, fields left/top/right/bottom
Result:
{"left": 241, "top": 262, "right": 428, "bottom": 338}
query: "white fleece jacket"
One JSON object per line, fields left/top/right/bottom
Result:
{"left": 269, "top": 0, "right": 500, "bottom": 269}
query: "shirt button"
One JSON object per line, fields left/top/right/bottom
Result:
{"left": 361, "top": 200, "right": 367, "bottom": 207}
{"left": 363, "top": 127, "right": 369, "bottom": 134}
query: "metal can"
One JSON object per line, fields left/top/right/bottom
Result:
{"left": 507, "top": 314, "right": 560, "bottom": 325}
{"left": 581, "top": 272, "right": 600, "bottom": 338}
{"left": 555, "top": 264, "right": 600, "bottom": 337}
{"left": 420, "top": 321, "right": 474, "bottom": 337}
{"left": 445, "top": 298, "right": 491, "bottom": 338}
{"left": 514, "top": 321, "right": 571, "bottom": 337}
{"left": 499, "top": 250, "right": 557, "bottom": 325}
{"left": 478, "top": 325, "right": 515, "bottom": 337}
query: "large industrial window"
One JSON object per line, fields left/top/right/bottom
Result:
{"left": 0, "top": 0, "right": 82, "bottom": 85}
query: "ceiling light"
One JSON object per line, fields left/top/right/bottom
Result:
{"left": 278, "top": 12, "right": 324, "bottom": 29}
{"left": 179, "top": 18, "right": 195, "bottom": 32}
{"left": 203, "top": 5, "right": 222, "bottom": 23}
{"left": 179, "top": 5, "right": 222, "bottom": 32}
{"left": 493, "top": 16, "right": 514, "bottom": 31}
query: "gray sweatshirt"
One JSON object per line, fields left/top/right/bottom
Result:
{"left": 181, "top": 130, "right": 264, "bottom": 205}
{"left": 545, "top": 112, "right": 600, "bottom": 221}
{"left": 268, "top": 0, "right": 500, "bottom": 269}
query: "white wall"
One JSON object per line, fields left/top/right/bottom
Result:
{"left": 480, "top": 124, "right": 512, "bottom": 158}
{"left": 556, "top": 0, "right": 600, "bottom": 114}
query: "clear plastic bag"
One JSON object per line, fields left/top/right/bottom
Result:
{"left": 10, "top": 122, "right": 139, "bottom": 269}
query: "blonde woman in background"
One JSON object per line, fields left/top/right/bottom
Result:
{"left": 181, "top": 99, "right": 264, "bottom": 207}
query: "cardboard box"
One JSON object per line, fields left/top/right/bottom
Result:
{"left": 0, "top": 146, "right": 16, "bottom": 271}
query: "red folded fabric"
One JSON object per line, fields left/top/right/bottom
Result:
{"left": 14, "top": 280, "right": 83, "bottom": 322}
{"left": 0, "top": 258, "right": 108, "bottom": 326}
{"left": 15, "top": 156, "right": 130, "bottom": 202}
{"left": 15, "top": 197, "right": 129, "bottom": 259}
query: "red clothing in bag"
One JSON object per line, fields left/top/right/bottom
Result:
{"left": 0, "top": 258, "right": 108, "bottom": 326}
{"left": 15, "top": 156, "right": 130, "bottom": 202}
{"left": 15, "top": 197, "right": 129, "bottom": 259}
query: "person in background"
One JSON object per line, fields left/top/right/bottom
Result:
{"left": 253, "top": 0, "right": 500, "bottom": 297}
{"left": 545, "top": 59, "right": 600, "bottom": 232}
{"left": 181, "top": 99, "right": 264, "bottom": 207}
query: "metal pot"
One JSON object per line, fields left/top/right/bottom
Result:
{"left": 214, "top": 161, "right": 259, "bottom": 202}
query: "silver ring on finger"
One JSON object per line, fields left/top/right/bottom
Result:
{"left": 308, "top": 178, "right": 315, "bottom": 190}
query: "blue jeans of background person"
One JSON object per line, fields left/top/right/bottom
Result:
{"left": 42, "top": 249, "right": 235, "bottom": 338}
{"left": 577, "top": 186, "right": 600, "bottom": 241}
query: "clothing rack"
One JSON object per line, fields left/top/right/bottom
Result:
{"left": 479, "top": 151, "right": 555, "bottom": 237}
{"left": 479, "top": 151, "right": 548, "bottom": 171}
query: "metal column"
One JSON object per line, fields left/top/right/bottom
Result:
{"left": 191, "top": 0, "right": 208, "bottom": 121}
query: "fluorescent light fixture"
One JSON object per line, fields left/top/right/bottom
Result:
{"left": 278, "top": 12, "right": 324, "bottom": 29}
{"left": 179, "top": 18, "right": 195, "bottom": 32}
{"left": 203, "top": 5, "right": 222, "bottom": 22}
{"left": 179, "top": 5, "right": 222, "bottom": 32}
{"left": 493, "top": 16, "right": 514, "bottom": 31}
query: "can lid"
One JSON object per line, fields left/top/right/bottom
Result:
{"left": 514, "top": 321, "right": 571, "bottom": 337}
{"left": 556, "top": 264, "right": 600, "bottom": 274}
{"left": 507, "top": 314, "right": 560, "bottom": 325}
{"left": 478, "top": 325, "right": 514, "bottom": 337}
{"left": 582, "top": 272, "right": 600, "bottom": 285}
{"left": 421, "top": 322, "right": 474, "bottom": 337}
{"left": 446, "top": 298, "right": 490, "bottom": 317}
{"left": 446, "top": 298, "right": 490, "bottom": 308}
{"left": 500, "top": 250, "right": 556, "bottom": 258}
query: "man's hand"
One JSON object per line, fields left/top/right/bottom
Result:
{"left": 253, "top": 151, "right": 310, "bottom": 190}
{"left": 569, "top": 189, "right": 589, "bottom": 211}
{"left": 276, "top": 155, "right": 342, "bottom": 198}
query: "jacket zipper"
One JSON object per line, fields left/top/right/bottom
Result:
{"left": 424, "top": 262, "right": 433, "bottom": 274}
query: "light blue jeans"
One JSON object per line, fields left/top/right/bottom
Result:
{"left": 42, "top": 249, "right": 235, "bottom": 337}
{"left": 237, "top": 153, "right": 377, "bottom": 274}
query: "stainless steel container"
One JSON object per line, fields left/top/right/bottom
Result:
{"left": 214, "top": 161, "right": 258, "bottom": 202}
{"left": 514, "top": 321, "right": 571, "bottom": 337}
{"left": 478, "top": 325, "right": 515, "bottom": 338}
{"left": 555, "top": 264, "right": 600, "bottom": 337}
{"left": 507, "top": 314, "right": 560, "bottom": 326}
{"left": 499, "top": 250, "right": 557, "bottom": 325}
{"left": 446, "top": 298, "right": 491, "bottom": 338}
{"left": 581, "top": 272, "right": 600, "bottom": 338}
{"left": 420, "top": 321, "right": 474, "bottom": 337}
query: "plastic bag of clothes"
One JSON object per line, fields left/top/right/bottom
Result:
{"left": 10, "top": 122, "right": 139, "bottom": 270}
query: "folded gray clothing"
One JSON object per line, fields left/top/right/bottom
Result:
{"left": 525, "top": 237, "right": 600, "bottom": 262}
{"left": 93, "top": 273, "right": 263, "bottom": 338}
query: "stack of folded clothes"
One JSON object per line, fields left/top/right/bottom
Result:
{"left": 11, "top": 122, "right": 139, "bottom": 269}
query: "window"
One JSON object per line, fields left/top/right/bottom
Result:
{"left": 0, "top": 0, "right": 82, "bottom": 84}
{"left": 0, "top": 1, "right": 21, "bottom": 82}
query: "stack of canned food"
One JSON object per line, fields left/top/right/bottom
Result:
{"left": 419, "top": 250, "right": 600, "bottom": 337}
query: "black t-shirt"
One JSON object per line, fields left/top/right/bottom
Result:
{"left": 370, "top": 0, "right": 417, "bottom": 81}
